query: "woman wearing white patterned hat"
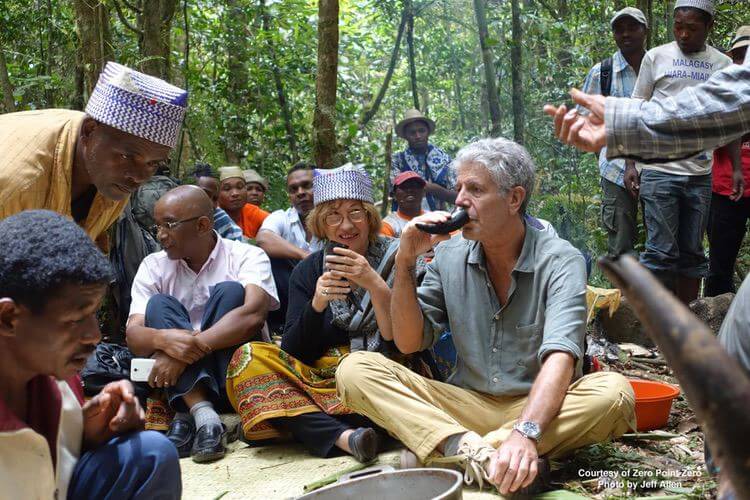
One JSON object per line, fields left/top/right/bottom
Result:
{"left": 0, "top": 61, "right": 188, "bottom": 246}
{"left": 226, "top": 164, "right": 429, "bottom": 462}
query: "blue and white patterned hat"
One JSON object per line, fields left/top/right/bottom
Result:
{"left": 313, "top": 163, "right": 374, "bottom": 206}
{"left": 85, "top": 62, "right": 188, "bottom": 148}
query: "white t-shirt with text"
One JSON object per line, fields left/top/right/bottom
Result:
{"left": 632, "top": 41, "right": 731, "bottom": 176}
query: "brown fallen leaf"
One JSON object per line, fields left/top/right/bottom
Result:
{"left": 677, "top": 418, "right": 699, "bottom": 434}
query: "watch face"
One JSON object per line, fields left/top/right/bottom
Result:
{"left": 520, "top": 421, "right": 541, "bottom": 439}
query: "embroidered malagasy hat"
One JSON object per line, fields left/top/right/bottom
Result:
{"left": 242, "top": 169, "right": 269, "bottom": 191}
{"left": 395, "top": 109, "right": 436, "bottom": 139}
{"left": 313, "top": 163, "right": 374, "bottom": 206}
{"left": 85, "top": 61, "right": 188, "bottom": 148}
{"left": 674, "top": 0, "right": 715, "bottom": 17}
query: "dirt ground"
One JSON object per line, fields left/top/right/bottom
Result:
{"left": 180, "top": 345, "right": 715, "bottom": 499}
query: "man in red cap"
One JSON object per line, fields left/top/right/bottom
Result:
{"left": 381, "top": 171, "right": 426, "bottom": 238}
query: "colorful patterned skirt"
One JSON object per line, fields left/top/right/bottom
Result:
{"left": 225, "top": 342, "right": 353, "bottom": 441}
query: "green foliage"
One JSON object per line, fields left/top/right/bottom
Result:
{"left": 2, "top": 0, "right": 748, "bottom": 256}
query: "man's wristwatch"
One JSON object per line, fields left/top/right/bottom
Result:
{"left": 513, "top": 420, "right": 541, "bottom": 442}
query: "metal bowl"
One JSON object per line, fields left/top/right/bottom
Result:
{"left": 297, "top": 467, "right": 463, "bottom": 500}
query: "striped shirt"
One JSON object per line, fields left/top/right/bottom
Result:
{"left": 605, "top": 51, "right": 750, "bottom": 163}
{"left": 214, "top": 207, "right": 244, "bottom": 241}
{"left": 580, "top": 50, "right": 638, "bottom": 187}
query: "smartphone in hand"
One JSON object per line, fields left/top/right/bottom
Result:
{"left": 324, "top": 241, "right": 364, "bottom": 312}
{"left": 130, "top": 358, "right": 156, "bottom": 382}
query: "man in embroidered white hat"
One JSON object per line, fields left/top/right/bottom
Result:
{"left": 392, "top": 109, "right": 456, "bottom": 212}
{"left": 626, "top": 0, "right": 734, "bottom": 304}
{"left": 0, "top": 61, "right": 188, "bottom": 247}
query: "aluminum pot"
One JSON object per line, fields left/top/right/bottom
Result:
{"left": 297, "top": 466, "right": 463, "bottom": 500}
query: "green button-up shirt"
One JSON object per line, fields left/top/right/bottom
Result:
{"left": 418, "top": 226, "right": 587, "bottom": 396}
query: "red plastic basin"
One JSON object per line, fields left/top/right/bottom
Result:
{"left": 628, "top": 379, "right": 681, "bottom": 431}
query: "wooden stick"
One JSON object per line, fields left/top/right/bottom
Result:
{"left": 633, "top": 357, "right": 667, "bottom": 366}
{"left": 599, "top": 255, "right": 750, "bottom": 498}
{"left": 302, "top": 461, "right": 375, "bottom": 493}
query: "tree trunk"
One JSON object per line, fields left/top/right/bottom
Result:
{"left": 260, "top": 0, "right": 298, "bottom": 160}
{"left": 359, "top": 6, "right": 408, "bottom": 130}
{"left": 405, "top": 0, "right": 419, "bottom": 110}
{"left": 510, "top": 0, "right": 524, "bottom": 144}
{"left": 557, "top": 0, "right": 572, "bottom": 67}
{"left": 73, "top": 0, "right": 115, "bottom": 96}
{"left": 73, "top": 53, "right": 85, "bottom": 110}
{"left": 664, "top": 0, "right": 673, "bottom": 44}
{"left": 44, "top": 0, "right": 55, "bottom": 106}
{"left": 637, "top": 0, "right": 654, "bottom": 49}
{"left": 224, "top": 0, "right": 252, "bottom": 163}
{"left": 473, "top": 0, "right": 502, "bottom": 136}
{"left": 312, "top": 0, "right": 339, "bottom": 169}
{"left": 419, "top": 87, "right": 429, "bottom": 116}
{"left": 0, "top": 46, "right": 16, "bottom": 112}
{"left": 175, "top": 0, "right": 189, "bottom": 175}
{"left": 139, "top": 0, "right": 177, "bottom": 79}
{"left": 382, "top": 129, "right": 393, "bottom": 217}
{"left": 443, "top": 0, "right": 466, "bottom": 131}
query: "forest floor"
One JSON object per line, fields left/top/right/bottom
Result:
{"left": 180, "top": 344, "right": 714, "bottom": 499}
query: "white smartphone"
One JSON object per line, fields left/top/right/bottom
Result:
{"left": 130, "top": 358, "right": 156, "bottom": 382}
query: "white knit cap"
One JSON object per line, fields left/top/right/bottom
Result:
{"left": 218, "top": 166, "right": 244, "bottom": 183}
{"left": 674, "top": 0, "right": 715, "bottom": 17}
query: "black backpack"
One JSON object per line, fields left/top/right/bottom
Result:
{"left": 599, "top": 56, "right": 613, "bottom": 97}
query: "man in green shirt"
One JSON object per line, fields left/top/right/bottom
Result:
{"left": 337, "top": 138, "right": 636, "bottom": 496}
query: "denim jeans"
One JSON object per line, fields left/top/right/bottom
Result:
{"left": 68, "top": 431, "right": 181, "bottom": 500}
{"left": 144, "top": 281, "right": 245, "bottom": 413}
{"left": 639, "top": 170, "right": 711, "bottom": 279}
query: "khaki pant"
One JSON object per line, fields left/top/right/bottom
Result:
{"left": 336, "top": 351, "right": 636, "bottom": 462}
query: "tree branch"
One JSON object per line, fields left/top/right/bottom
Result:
{"left": 533, "top": 0, "right": 559, "bottom": 18}
{"left": 161, "top": 0, "right": 178, "bottom": 25}
{"left": 413, "top": 0, "right": 439, "bottom": 16}
{"left": 121, "top": 0, "right": 142, "bottom": 14}
{"left": 112, "top": 0, "right": 142, "bottom": 34}
{"left": 358, "top": 6, "right": 408, "bottom": 130}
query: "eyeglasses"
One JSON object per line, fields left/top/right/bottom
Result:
{"left": 151, "top": 216, "right": 202, "bottom": 234}
{"left": 325, "top": 209, "right": 367, "bottom": 227}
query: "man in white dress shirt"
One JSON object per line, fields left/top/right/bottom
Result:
{"left": 125, "top": 186, "right": 278, "bottom": 463}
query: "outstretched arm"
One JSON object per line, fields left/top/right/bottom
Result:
{"left": 545, "top": 59, "right": 750, "bottom": 161}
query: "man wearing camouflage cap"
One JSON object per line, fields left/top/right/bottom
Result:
{"left": 579, "top": 7, "right": 648, "bottom": 258}
{"left": 0, "top": 61, "right": 188, "bottom": 246}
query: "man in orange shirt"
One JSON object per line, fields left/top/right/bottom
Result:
{"left": 218, "top": 166, "right": 269, "bottom": 239}
{"left": 381, "top": 171, "right": 426, "bottom": 238}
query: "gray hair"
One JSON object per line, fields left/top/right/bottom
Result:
{"left": 453, "top": 137, "right": 536, "bottom": 214}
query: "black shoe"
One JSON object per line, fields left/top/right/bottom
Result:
{"left": 166, "top": 418, "right": 195, "bottom": 459}
{"left": 348, "top": 427, "right": 378, "bottom": 463}
{"left": 509, "top": 457, "right": 552, "bottom": 499}
{"left": 191, "top": 423, "right": 227, "bottom": 463}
